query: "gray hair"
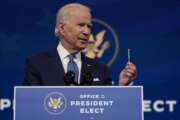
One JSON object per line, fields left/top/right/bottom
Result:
{"left": 55, "top": 3, "right": 91, "bottom": 36}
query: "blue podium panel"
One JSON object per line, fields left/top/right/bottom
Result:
{"left": 14, "top": 86, "right": 143, "bottom": 120}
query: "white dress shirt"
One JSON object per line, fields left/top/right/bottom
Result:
{"left": 57, "top": 42, "right": 82, "bottom": 84}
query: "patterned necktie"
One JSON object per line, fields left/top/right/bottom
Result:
{"left": 67, "top": 54, "right": 79, "bottom": 84}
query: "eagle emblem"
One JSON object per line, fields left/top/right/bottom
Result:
{"left": 44, "top": 92, "right": 67, "bottom": 115}
{"left": 83, "top": 30, "right": 110, "bottom": 59}
{"left": 48, "top": 97, "right": 63, "bottom": 110}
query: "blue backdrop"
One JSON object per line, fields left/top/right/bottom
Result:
{"left": 0, "top": 0, "right": 179, "bottom": 120}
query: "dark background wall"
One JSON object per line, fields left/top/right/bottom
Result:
{"left": 0, "top": 0, "right": 179, "bottom": 120}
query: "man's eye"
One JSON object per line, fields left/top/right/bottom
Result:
{"left": 87, "top": 24, "right": 92, "bottom": 29}
{"left": 78, "top": 23, "right": 85, "bottom": 27}
{"left": 77, "top": 23, "right": 92, "bottom": 29}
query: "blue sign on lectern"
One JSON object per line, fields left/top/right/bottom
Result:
{"left": 14, "top": 86, "right": 143, "bottom": 120}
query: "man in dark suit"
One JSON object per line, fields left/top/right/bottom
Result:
{"left": 24, "top": 3, "right": 137, "bottom": 86}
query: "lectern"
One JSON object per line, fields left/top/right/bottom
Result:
{"left": 14, "top": 86, "right": 143, "bottom": 120}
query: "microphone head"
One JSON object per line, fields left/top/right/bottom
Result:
{"left": 82, "top": 71, "right": 93, "bottom": 85}
{"left": 64, "top": 71, "right": 75, "bottom": 85}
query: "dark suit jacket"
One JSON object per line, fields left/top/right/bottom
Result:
{"left": 24, "top": 48, "right": 112, "bottom": 86}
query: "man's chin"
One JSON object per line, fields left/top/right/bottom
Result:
{"left": 78, "top": 44, "right": 88, "bottom": 49}
{"left": 78, "top": 46, "right": 87, "bottom": 51}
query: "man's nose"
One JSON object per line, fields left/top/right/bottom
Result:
{"left": 82, "top": 25, "right": 91, "bottom": 36}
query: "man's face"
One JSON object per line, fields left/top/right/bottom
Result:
{"left": 58, "top": 8, "right": 92, "bottom": 53}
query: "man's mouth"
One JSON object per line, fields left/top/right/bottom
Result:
{"left": 79, "top": 38, "right": 89, "bottom": 44}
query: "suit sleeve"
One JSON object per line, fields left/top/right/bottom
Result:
{"left": 23, "top": 58, "right": 42, "bottom": 86}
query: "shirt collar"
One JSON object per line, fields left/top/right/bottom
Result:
{"left": 57, "top": 42, "right": 81, "bottom": 61}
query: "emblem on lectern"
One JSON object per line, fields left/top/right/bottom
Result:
{"left": 48, "top": 97, "right": 63, "bottom": 109}
{"left": 44, "top": 92, "right": 67, "bottom": 115}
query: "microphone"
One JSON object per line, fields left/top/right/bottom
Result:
{"left": 81, "top": 71, "right": 93, "bottom": 85}
{"left": 64, "top": 71, "right": 77, "bottom": 85}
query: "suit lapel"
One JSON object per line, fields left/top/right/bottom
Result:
{"left": 80, "top": 54, "right": 92, "bottom": 82}
{"left": 47, "top": 48, "right": 66, "bottom": 85}
{"left": 80, "top": 54, "right": 105, "bottom": 85}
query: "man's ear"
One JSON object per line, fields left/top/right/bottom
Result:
{"left": 59, "top": 23, "right": 66, "bottom": 35}
{"left": 54, "top": 23, "right": 65, "bottom": 37}
{"left": 54, "top": 28, "right": 59, "bottom": 37}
